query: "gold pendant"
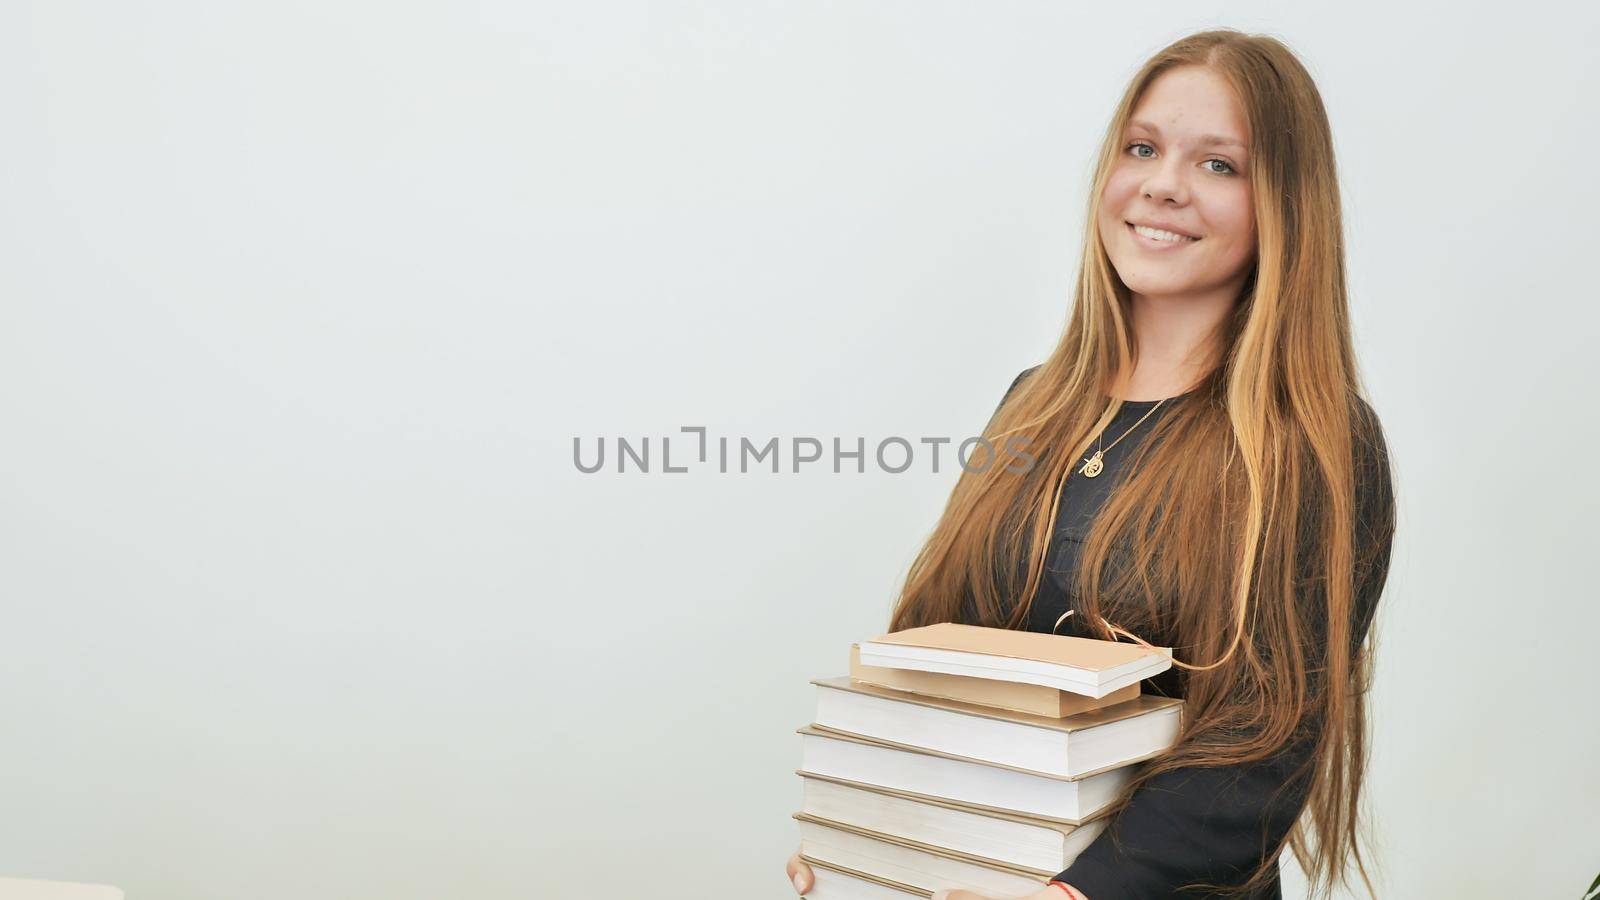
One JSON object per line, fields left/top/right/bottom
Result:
{"left": 1079, "top": 450, "right": 1104, "bottom": 477}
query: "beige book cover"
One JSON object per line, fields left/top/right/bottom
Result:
{"left": 800, "top": 854, "right": 931, "bottom": 898}
{"left": 866, "top": 622, "right": 1170, "bottom": 672}
{"left": 797, "top": 717, "right": 1180, "bottom": 783}
{"left": 811, "top": 675, "right": 1181, "bottom": 735}
{"left": 792, "top": 811, "right": 1056, "bottom": 878}
{"left": 850, "top": 643, "right": 1140, "bottom": 717}
{"left": 795, "top": 768, "right": 1112, "bottom": 828}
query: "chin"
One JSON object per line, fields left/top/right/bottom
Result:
{"left": 1115, "top": 268, "right": 1193, "bottom": 295}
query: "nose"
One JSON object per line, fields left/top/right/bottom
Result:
{"left": 1140, "top": 157, "right": 1189, "bottom": 205}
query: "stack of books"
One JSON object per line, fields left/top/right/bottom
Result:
{"left": 792, "top": 623, "right": 1184, "bottom": 899}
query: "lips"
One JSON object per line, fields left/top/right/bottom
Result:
{"left": 1126, "top": 221, "right": 1200, "bottom": 242}
{"left": 1126, "top": 222, "right": 1200, "bottom": 250}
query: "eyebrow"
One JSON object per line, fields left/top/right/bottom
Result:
{"left": 1127, "top": 119, "right": 1248, "bottom": 151}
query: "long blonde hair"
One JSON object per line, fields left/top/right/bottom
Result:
{"left": 887, "top": 29, "right": 1396, "bottom": 899}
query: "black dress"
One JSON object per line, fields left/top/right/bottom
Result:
{"left": 979, "top": 366, "right": 1395, "bottom": 900}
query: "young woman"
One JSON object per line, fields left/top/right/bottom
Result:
{"left": 785, "top": 28, "right": 1397, "bottom": 900}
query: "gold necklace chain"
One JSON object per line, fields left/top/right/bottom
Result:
{"left": 1077, "top": 398, "right": 1167, "bottom": 478}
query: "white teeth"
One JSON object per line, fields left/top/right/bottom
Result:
{"left": 1132, "top": 224, "right": 1198, "bottom": 243}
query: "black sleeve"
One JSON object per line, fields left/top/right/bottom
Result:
{"left": 1050, "top": 401, "right": 1397, "bottom": 898}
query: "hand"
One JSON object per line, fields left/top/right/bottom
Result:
{"left": 932, "top": 886, "right": 1088, "bottom": 900}
{"left": 785, "top": 848, "right": 813, "bottom": 895}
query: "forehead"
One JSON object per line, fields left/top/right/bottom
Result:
{"left": 1128, "top": 66, "right": 1249, "bottom": 150}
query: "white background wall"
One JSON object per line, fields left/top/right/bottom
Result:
{"left": 3, "top": 3, "right": 1596, "bottom": 898}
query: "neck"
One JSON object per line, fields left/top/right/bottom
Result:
{"left": 1113, "top": 288, "right": 1235, "bottom": 400}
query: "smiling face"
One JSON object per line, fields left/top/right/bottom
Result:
{"left": 1097, "top": 65, "right": 1258, "bottom": 301}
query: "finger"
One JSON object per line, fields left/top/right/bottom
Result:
{"left": 785, "top": 855, "right": 813, "bottom": 894}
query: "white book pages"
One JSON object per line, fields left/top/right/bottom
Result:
{"left": 799, "top": 818, "right": 1043, "bottom": 897}
{"left": 813, "top": 683, "right": 1182, "bottom": 777}
{"left": 804, "top": 863, "right": 924, "bottom": 899}
{"left": 798, "top": 730, "right": 1133, "bottom": 820}
{"left": 858, "top": 644, "right": 1169, "bottom": 698}
{"left": 800, "top": 776, "right": 1106, "bottom": 872}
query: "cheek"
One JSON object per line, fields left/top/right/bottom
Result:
{"left": 1098, "top": 174, "right": 1141, "bottom": 240}
{"left": 1101, "top": 169, "right": 1140, "bottom": 211}
{"left": 1201, "top": 190, "right": 1255, "bottom": 252}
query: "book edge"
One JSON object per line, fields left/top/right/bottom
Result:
{"left": 792, "top": 810, "right": 1054, "bottom": 878}
{"left": 795, "top": 769, "right": 1096, "bottom": 829}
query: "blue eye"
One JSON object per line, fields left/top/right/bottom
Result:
{"left": 1125, "top": 141, "right": 1238, "bottom": 176}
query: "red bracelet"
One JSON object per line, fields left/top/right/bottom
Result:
{"left": 1047, "top": 882, "right": 1081, "bottom": 900}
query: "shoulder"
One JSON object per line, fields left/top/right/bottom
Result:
{"left": 1348, "top": 394, "right": 1392, "bottom": 485}
{"left": 1346, "top": 393, "right": 1396, "bottom": 541}
{"left": 1349, "top": 393, "right": 1384, "bottom": 441}
{"left": 988, "top": 364, "right": 1044, "bottom": 423}
{"left": 1003, "top": 364, "right": 1044, "bottom": 402}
